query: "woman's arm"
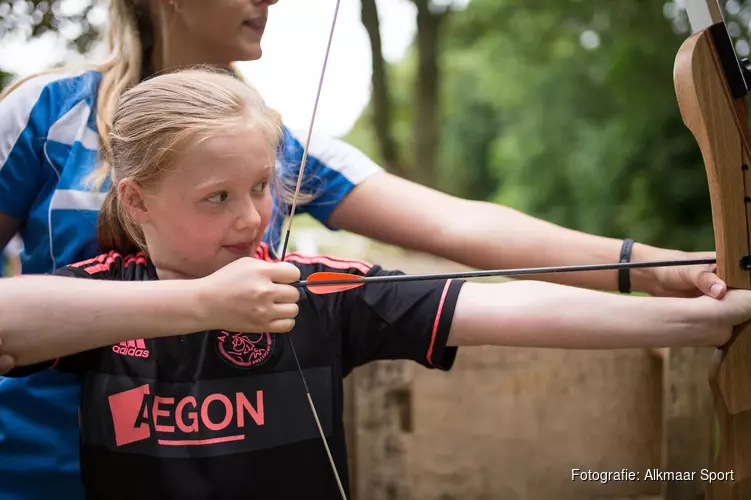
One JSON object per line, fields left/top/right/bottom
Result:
{"left": 328, "top": 172, "right": 722, "bottom": 298}
{"left": 446, "top": 280, "right": 745, "bottom": 349}
{"left": 0, "top": 258, "right": 301, "bottom": 366}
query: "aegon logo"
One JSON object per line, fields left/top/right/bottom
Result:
{"left": 108, "top": 384, "right": 264, "bottom": 447}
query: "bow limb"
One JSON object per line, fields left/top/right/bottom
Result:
{"left": 675, "top": 1, "right": 751, "bottom": 498}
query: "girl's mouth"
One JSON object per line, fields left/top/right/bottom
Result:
{"left": 224, "top": 244, "right": 254, "bottom": 256}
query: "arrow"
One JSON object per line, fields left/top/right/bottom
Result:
{"left": 294, "top": 257, "right": 718, "bottom": 295}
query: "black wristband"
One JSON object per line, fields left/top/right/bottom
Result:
{"left": 618, "top": 239, "right": 634, "bottom": 294}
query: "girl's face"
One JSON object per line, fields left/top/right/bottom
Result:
{"left": 167, "top": 0, "right": 279, "bottom": 62}
{"left": 128, "top": 127, "right": 275, "bottom": 279}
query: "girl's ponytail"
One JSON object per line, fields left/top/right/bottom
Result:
{"left": 97, "top": 182, "right": 141, "bottom": 254}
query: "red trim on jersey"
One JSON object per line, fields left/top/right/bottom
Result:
{"left": 260, "top": 242, "right": 271, "bottom": 261}
{"left": 67, "top": 251, "right": 148, "bottom": 276}
{"left": 123, "top": 254, "right": 148, "bottom": 267}
{"left": 255, "top": 242, "right": 276, "bottom": 262}
{"left": 426, "top": 280, "right": 452, "bottom": 367}
{"left": 69, "top": 252, "right": 110, "bottom": 268}
{"left": 253, "top": 242, "right": 265, "bottom": 260}
{"left": 284, "top": 253, "right": 373, "bottom": 275}
{"left": 82, "top": 254, "right": 118, "bottom": 274}
{"left": 252, "top": 242, "right": 373, "bottom": 275}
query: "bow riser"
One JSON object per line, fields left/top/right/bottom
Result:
{"left": 674, "top": 19, "right": 751, "bottom": 499}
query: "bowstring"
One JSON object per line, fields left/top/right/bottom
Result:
{"left": 277, "top": 2, "right": 346, "bottom": 499}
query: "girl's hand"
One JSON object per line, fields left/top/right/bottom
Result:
{"left": 700, "top": 289, "right": 751, "bottom": 346}
{"left": 197, "top": 258, "right": 302, "bottom": 333}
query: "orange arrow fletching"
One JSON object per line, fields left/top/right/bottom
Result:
{"left": 304, "top": 272, "right": 365, "bottom": 295}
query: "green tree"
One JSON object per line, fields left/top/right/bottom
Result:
{"left": 451, "top": 0, "right": 713, "bottom": 249}
{"left": 347, "top": 0, "right": 749, "bottom": 251}
{"left": 0, "top": 0, "right": 101, "bottom": 55}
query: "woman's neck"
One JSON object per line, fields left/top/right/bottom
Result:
{"left": 148, "top": 7, "right": 231, "bottom": 76}
{"left": 150, "top": 35, "right": 231, "bottom": 76}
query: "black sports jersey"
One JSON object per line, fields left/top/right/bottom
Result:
{"left": 11, "top": 243, "right": 463, "bottom": 500}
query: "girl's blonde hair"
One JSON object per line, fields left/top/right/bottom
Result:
{"left": 99, "top": 68, "right": 286, "bottom": 254}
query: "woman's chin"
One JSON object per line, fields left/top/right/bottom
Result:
{"left": 228, "top": 44, "right": 263, "bottom": 63}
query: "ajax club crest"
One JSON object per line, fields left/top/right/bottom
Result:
{"left": 216, "top": 330, "right": 274, "bottom": 369}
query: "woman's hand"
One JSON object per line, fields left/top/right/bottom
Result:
{"left": 649, "top": 250, "right": 727, "bottom": 299}
{"left": 197, "top": 257, "right": 302, "bottom": 333}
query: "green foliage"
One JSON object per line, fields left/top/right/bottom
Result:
{"left": 0, "top": 69, "right": 12, "bottom": 89}
{"left": 466, "top": 0, "right": 716, "bottom": 250}
{"left": 0, "top": 0, "right": 101, "bottom": 55}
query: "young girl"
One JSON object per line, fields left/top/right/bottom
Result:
{"left": 0, "top": 1, "right": 723, "bottom": 497}
{"left": 0, "top": 69, "right": 747, "bottom": 500}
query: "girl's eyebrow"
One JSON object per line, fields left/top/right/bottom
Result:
{"left": 193, "top": 164, "right": 272, "bottom": 191}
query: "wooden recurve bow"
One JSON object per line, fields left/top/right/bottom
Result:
{"left": 674, "top": 1, "right": 751, "bottom": 498}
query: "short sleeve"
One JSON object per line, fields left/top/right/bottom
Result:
{"left": 277, "top": 127, "right": 383, "bottom": 226}
{"left": 0, "top": 75, "right": 57, "bottom": 218}
{"left": 291, "top": 253, "right": 464, "bottom": 374}
{"left": 339, "top": 270, "right": 464, "bottom": 373}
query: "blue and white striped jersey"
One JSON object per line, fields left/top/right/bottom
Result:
{"left": 0, "top": 68, "right": 381, "bottom": 500}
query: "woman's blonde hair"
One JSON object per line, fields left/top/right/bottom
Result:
{"left": 99, "top": 68, "right": 287, "bottom": 254}
{"left": 0, "top": 0, "right": 247, "bottom": 190}
{"left": 0, "top": 0, "right": 311, "bottom": 254}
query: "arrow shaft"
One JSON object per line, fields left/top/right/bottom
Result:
{"left": 295, "top": 258, "right": 717, "bottom": 288}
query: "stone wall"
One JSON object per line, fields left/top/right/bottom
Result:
{"left": 337, "top": 245, "right": 665, "bottom": 500}
{"left": 348, "top": 347, "right": 664, "bottom": 500}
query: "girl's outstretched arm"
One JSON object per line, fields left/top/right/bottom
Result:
{"left": 0, "top": 258, "right": 301, "bottom": 366}
{"left": 446, "top": 280, "right": 749, "bottom": 349}
{"left": 0, "top": 275, "right": 209, "bottom": 365}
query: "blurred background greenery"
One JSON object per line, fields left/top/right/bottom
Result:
{"left": 2, "top": 0, "right": 751, "bottom": 261}
{"left": 345, "top": 0, "right": 739, "bottom": 253}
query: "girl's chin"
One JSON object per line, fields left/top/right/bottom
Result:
{"left": 223, "top": 244, "right": 256, "bottom": 257}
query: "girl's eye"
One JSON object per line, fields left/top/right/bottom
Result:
{"left": 252, "top": 180, "right": 269, "bottom": 194}
{"left": 207, "top": 192, "right": 228, "bottom": 203}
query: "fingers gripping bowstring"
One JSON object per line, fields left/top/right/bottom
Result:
{"left": 277, "top": 2, "right": 346, "bottom": 499}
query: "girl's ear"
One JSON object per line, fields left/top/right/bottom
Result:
{"left": 117, "top": 178, "right": 151, "bottom": 224}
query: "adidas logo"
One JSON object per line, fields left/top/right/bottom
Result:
{"left": 112, "top": 339, "right": 150, "bottom": 359}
